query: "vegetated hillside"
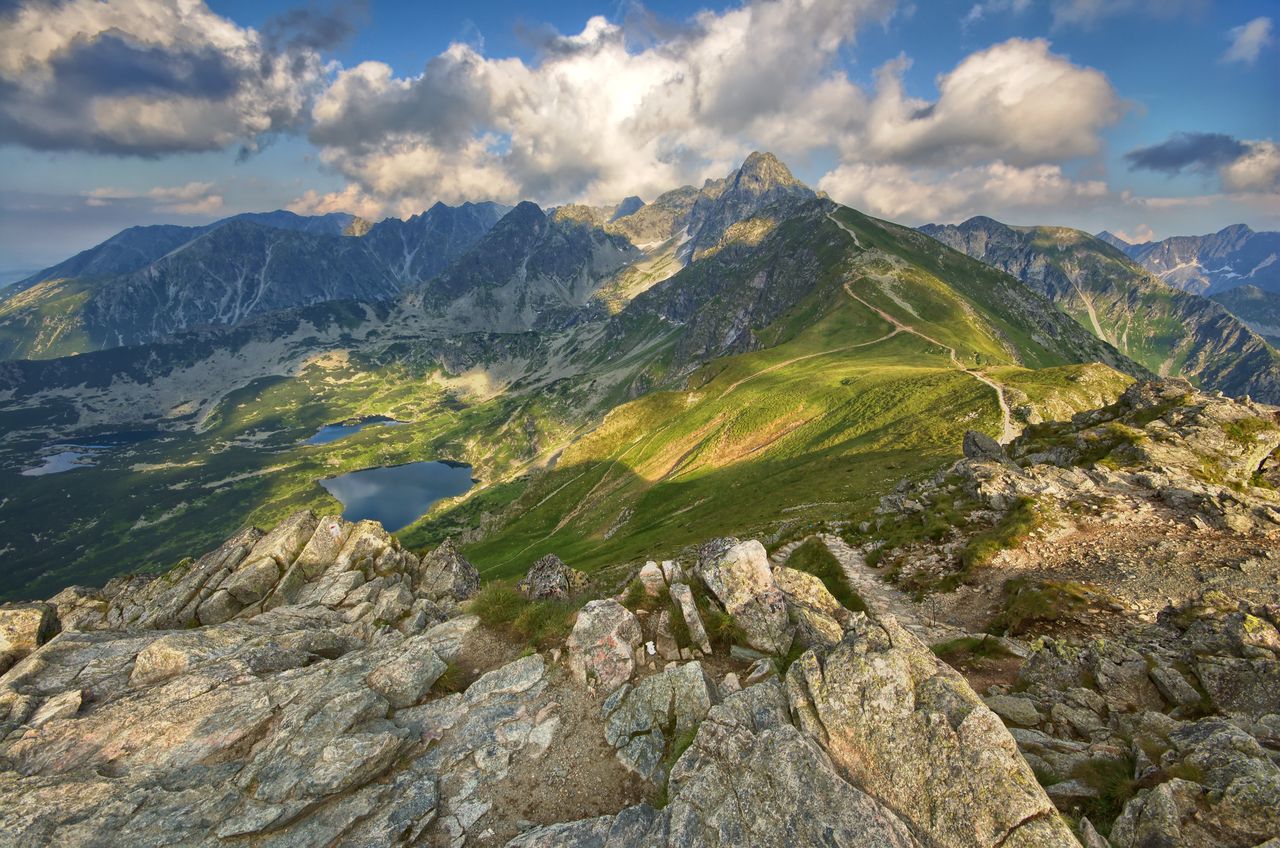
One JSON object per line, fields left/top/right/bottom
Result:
{"left": 0, "top": 194, "right": 1134, "bottom": 601}
{"left": 1211, "top": 284, "right": 1280, "bottom": 344}
{"left": 922, "top": 217, "right": 1280, "bottom": 403}
{"left": 1100, "top": 223, "right": 1280, "bottom": 295}
{"left": 444, "top": 203, "right": 1137, "bottom": 578}
{"left": 0, "top": 203, "right": 506, "bottom": 360}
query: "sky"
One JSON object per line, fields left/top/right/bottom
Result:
{"left": 0, "top": 0, "right": 1276, "bottom": 272}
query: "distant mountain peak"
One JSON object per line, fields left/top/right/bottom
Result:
{"left": 733, "top": 151, "right": 804, "bottom": 192}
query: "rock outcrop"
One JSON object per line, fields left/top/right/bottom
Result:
{"left": 0, "top": 511, "right": 1083, "bottom": 847}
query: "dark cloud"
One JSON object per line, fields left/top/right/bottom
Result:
{"left": 262, "top": 1, "right": 367, "bottom": 53}
{"left": 1123, "top": 132, "right": 1248, "bottom": 175}
{"left": 49, "top": 34, "right": 241, "bottom": 99}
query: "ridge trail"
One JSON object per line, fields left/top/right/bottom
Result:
{"left": 828, "top": 213, "right": 1017, "bottom": 443}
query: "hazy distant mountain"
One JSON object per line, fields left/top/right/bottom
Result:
{"left": 0, "top": 203, "right": 506, "bottom": 359}
{"left": 1099, "top": 224, "right": 1280, "bottom": 296}
{"left": 922, "top": 217, "right": 1280, "bottom": 403}
{"left": 1210, "top": 285, "right": 1280, "bottom": 344}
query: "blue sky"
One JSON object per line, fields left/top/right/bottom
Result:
{"left": 1, "top": 0, "right": 1276, "bottom": 271}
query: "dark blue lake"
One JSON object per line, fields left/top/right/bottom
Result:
{"left": 319, "top": 460, "right": 474, "bottom": 531}
{"left": 307, "top": 416, "right": 404, "bottom": 445}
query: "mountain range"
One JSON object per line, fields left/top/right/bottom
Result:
{"left": 922, "top": 217, "right": 1280, "bottom": 403}
{"left": 1097, "top": 224, "right": 1280, "bottom": 296}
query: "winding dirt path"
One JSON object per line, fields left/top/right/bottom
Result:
{"left": 827, "top": 213, "right": 1018, "bottom": 444}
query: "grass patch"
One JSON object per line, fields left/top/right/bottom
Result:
{"left": 622, "top": 578, "right": 661, "bottom": 612}
{"left": 432, "top": 662, "right": 467, "bottom": 694}
{"left": 772, "top": 640, "right": 808, "bottom": 677}
{"left": 1071, "top": 756, "right": 1137, "bottom": 835}
{"left": 786, "top": 537, "right": 867, "bottom": 612}
{"left": 468, "top": 582, "right": 580, "bottom": 649}
{"left": 959, "top": 496, "right": 1046, "bottom": 572}
{"left": 988, "top": 577, "right": 1102, "bottom": 636}
{"left": 1223, "top": 416, "right": 1277, "bottom": 447}
{"left": 931, "top": 634, "right": 1017, "bottom": 664}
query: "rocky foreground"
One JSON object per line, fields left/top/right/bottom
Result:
{"left": 0, "top": 380, "right": 1278, "bottom": 848}
{"left": 1, "top": 507, "right": 1081, "bottom": 848}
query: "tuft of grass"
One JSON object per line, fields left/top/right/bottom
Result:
{"left": 432, "top": 662, "right": 467, "bottom": 694}
{"left": 470, "top": 583, "right": 528, "bottom": 629}
{"left": 1223, "top": 416, "right": 1277, "bottom": 447}
{"left": 1071, "top": 756, "right": 1137, "bottom": 835}
{"left": 988, "top": 577, "right": 1102, "bottom": 636}
{"left": 960, "top": 496, "right": 1046, "bottom": 572}
{"left": 622, "top": 578, "right": 660, "bottom": 612}
{"left": 772, "top": 640, "right": 808, "bottom": 677}
{"left": 468, "top": 582, "right": 580, "bottom": 649}
{"left": 932, "top": 634, "right": 1016, "bottom": 664}
{"left": 786, "top": 537, "right": 867, "bottom": 612}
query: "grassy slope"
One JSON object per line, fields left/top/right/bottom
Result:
{"left": 453, "top": 208, "right": 1129, "bottom": 578}
{"left": 0, "top": 278, "right": 94, "bottom": 360}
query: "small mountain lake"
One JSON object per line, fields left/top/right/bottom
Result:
{"left": 319, "top": 460, "right": 474, "bottom": 531}
{"left": 20, "top": 430, "right": 162, "bottom": 476}
{"left": 306, "top": 416, "right": 404, "bottom": 445}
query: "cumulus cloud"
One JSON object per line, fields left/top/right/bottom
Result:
{"left": 1222, "top": 17, "right": 1274, "bottom": 65}
{"left": 859, "top": 39, "right": 1122, "bottom": 166}
{"left": 84, "top": 181, "right": 224, "bottom": 215}
{"left": 0, "top": 0, "right": 332, "bottom": 155}
{"left": 1220, "top": 141, "right": 1280, "bottom": 194}
{"left": 304, "top": 0, "right": 894, "bottom": 211}
{"left": 1125, "top": 132, "right": 1280, "bottom": 196}
{"left": 818, "top": 160, "right": 1109, "bottom": 223}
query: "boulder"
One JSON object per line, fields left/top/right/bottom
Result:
{"left": 985, "top": 694, "right": 1042, "bottom": 728}
{"left": 1110, "top": 718, "right": 1280, "bottom": 848}
{"left": 668, "top": 583, "right": 712, "bottom": 656}
{"left": 365, "top": 638, "right": 447, "bottom": 709}
{"left": 565, "top": 599, "right": 642, "bottom": 692}
{"left": 787, "top": 614, "right": 1079, "bottom": 848}
{"left": 695, "top": 540, "right": 792, "bottom": 654}
{"left": 772, "top": 565, "right": 847, "bottom": 648}
{"left": 637, "top": 562, "right": 666, "bottom": 596}
{"left": 517, "top": 554, "right": 586, "bottom": 599}
{"left": 964, "top": 429, "right": 1006, "bottom": 460}
{"left": 603, "top": 661, "right": 716, "bottom": 782}
{"left": 0, "top": 603, "right": 57, "bottom": 673}
{"left": 415, "top": 539, "right": 480, "bottom": 601}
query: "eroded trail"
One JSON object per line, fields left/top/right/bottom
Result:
{"left": 771, "top": 533, "right": 959, "bottom": 642}
{"left": 828, "top": 213, "right": 1018, "bottom": 444}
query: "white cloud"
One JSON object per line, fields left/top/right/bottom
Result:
{"left": 1222, "top": 17, "right": 1274, "bottom": 65}
{"left": 1110, "top": 224, "right": 1156, "bottom": 244}
{"left": 0, "top": 0, "right": 328, "bottom": 155}
{"left": 1049, "top": 0, "right": 1207, "bottom": 28}
{"left": 818, "top": 160, "right": 1108, "bottom": 223}
{"left": 84, "top": 181, "right": 224, "bottom": 215}
{"left": 860, "top": 39, "right": 1122, "bottom": 167}
{"left": 1219, "top": 140, "right": 1280, "bottom": 194}
{"left": 305, "top": 0, "right": 894, "bottom": 212}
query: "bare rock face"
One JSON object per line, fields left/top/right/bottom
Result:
{"left": 0, "top": 604, "right": 57, "bottom": 674}
{"left": 695, "top": 540, "right": 793, "bottom": 654}
{"left": 416, "top": 538, "right": 480, "bottom": 601}
{"left": 786, "top": 614, "right": 1080, "bottom": 848}
{"left": 517, "top": 554, "right": 586, "bottom": 599}
{"left": 565, "top": 599, "right": 642, "bottom": 693}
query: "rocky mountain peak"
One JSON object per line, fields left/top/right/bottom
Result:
{"left": 731, "top": 150, "right": 804, "bottom": 192}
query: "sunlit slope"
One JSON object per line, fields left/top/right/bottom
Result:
{"left": 455, "top": 206, "right": 1135, "bottom": 576}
